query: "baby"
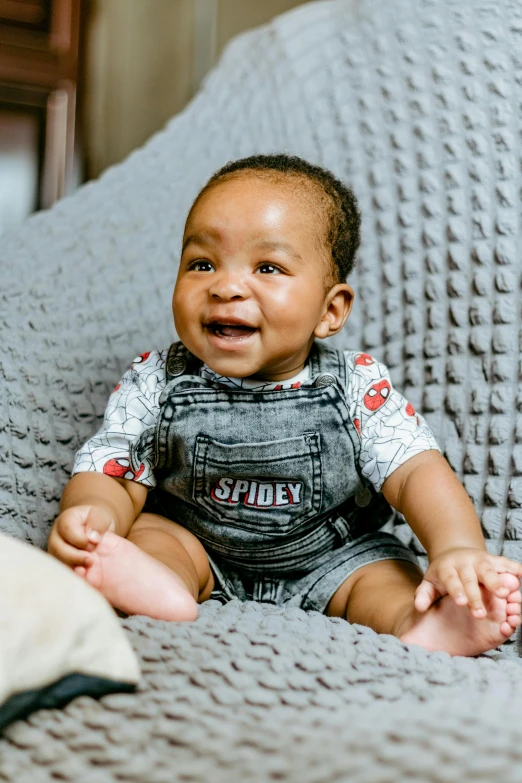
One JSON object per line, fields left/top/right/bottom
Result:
{"left": 48, "top": 154, "right": 522, "bottom": 657}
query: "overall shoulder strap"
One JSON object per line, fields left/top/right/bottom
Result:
{"left": 165, "top": 341, "right": 202, "bottom": 382}
{"left": 307, "top": 341, "right": 347, "bottom": 385}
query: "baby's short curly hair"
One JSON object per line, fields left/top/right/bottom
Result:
{"left": 193, "top": 154, "right": 361, "bottom": 285}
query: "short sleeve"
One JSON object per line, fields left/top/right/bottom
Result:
{"left": 72, "top": 350, "right": 167, "bottom": 488}
{"left": 344, "top": 351, "right": 441, "bottom": 492}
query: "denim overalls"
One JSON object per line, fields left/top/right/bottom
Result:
{"left": 130, "top": 341, "right": 418, "bottom": 611}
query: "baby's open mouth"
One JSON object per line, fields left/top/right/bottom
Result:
{"left": 206, "top": 323, "right": 258, "bottom": 340}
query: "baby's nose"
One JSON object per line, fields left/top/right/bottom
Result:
{"left": 209, "top": 272, "right": 248, "bottom": 300}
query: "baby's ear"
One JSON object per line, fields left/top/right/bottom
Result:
{"left": 314, "top": 284, "right": 354, "bottom": 338}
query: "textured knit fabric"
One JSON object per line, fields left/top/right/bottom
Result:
{"left": 2, "top": 0, "right": 522, "bottom": 778}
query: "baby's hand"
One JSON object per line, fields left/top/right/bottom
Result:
{"left": 47, "top": 505, "right": 114, "bottom": 567}
{"left": 415, "top": 548, "right": 522, "bottom": 618}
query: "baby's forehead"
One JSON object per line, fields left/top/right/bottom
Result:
{"left": 184, "top": 172, "right": 333, "bottom": 278}
{"left": 193, "top": 171, "right": 330, "bottom": 226}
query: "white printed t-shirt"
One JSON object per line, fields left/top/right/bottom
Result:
{"left": 73, "top": 349, "right": 440, "bottom": 493}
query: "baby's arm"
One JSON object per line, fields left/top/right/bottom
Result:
{"left": 382, "top": 450, "right": 522, "bottom": 618}
{"left": 49, "top": 350, "right": 165, "bottom": 567}
{"left": 47, "top": 472, "right": 147, "bottom": 567}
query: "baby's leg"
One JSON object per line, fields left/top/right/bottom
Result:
{"left": 74, "top": 514, "right": 214, "bottom": 622}
{"left": 327, "top": 559, "right": 521, "bottom": 656}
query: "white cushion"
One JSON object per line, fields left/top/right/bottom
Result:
{"left": 0, "top": 533, "right": 140, "bottom": 727}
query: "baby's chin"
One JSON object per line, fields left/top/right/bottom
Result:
{"left": 183, "top": 338, "right": 299, "bottom": 381}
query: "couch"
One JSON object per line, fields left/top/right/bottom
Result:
{"left": 2, "top": 0, "right": 522, "bottom": 780}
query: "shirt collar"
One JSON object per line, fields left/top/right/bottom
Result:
{"left": 200, "top": 363, "right": 310, "bottom": 391}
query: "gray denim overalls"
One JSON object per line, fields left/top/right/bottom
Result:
{"left": 131, "top": 341, "right": 418, "bottom": 612}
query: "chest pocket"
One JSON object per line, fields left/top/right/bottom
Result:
{"left": 193, "top": 433, "right": 323, "bottom": 536}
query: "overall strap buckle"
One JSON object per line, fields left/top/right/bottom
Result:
{"left": 308, "top": 341, "right": 347, "bottom": 386}
{"left": 165, "top": 341, "right": 202, "bottom": 381}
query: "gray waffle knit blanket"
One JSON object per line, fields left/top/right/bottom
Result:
{"left": 2, "top": 0, "right": 522, "bottom": 779}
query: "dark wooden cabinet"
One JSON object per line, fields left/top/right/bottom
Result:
{"left": 0, "top": 0, "right": 81, "bottom": 231}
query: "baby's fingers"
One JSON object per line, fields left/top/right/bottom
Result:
{"left": 438, "top": 566, "right": 483, "bottom": 614}
{"left": 84, "top": 507, "right": 113, "bottom": 544}
{"left": 492, "top": 556, "right": 522, "bottom": 579}
{"left": 47, "top": 534, "right": 90, "bottom": 567}
{"left": 476, "top": 562, "right": 511, "bottom": 597}
{"left": 456, "top": 566, "right": 486, "bottom": 617}
{"left": 414, "top": 580, "right": 439, "bottom": 612}
{"left": 56, "top": 509, "right": 90, "bottom": 549}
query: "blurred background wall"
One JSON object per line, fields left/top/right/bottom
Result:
{"left": 85, "top": 0, "right": 310, "bottom": 178}
{"left": 0, "top": 0, "right": 309, "bottom": 234}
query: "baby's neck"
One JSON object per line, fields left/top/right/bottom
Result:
{"left": 200, "top": 363, "right": 310, "bottom": 391}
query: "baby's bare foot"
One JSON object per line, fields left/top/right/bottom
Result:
{"left": 397, "top": 573, "right": 521, "bottom": 656}
{"left": 74, "top": 531, "right": 198, "bottom": 622}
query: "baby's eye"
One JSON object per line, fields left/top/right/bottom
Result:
{"left": 256, "top": 263, "right": 282, "bottom": 275}
{"left": 188, "top": 259, "right": 214, "bottom": 272}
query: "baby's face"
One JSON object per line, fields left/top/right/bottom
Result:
{"left": 173, "top": 174, "right": 352, "bottom": 380}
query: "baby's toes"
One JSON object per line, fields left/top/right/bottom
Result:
{"left": 506, "top": 591, "right": 522, "bottom": 620}
{"left": 79, "top": 553, "right": 103, "bottom": 589}
{"left": 499, "top": 573, "right": 521, "bottom": 592}
{"left": 500, "top": 620, "right": 516, "bottom": 638}
{"left": 506, "top": 602, "right": 522, "bottom": 627}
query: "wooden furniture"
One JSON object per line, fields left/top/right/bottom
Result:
{"left": 0, "top": 0, "right": 82, "bottom": 229}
